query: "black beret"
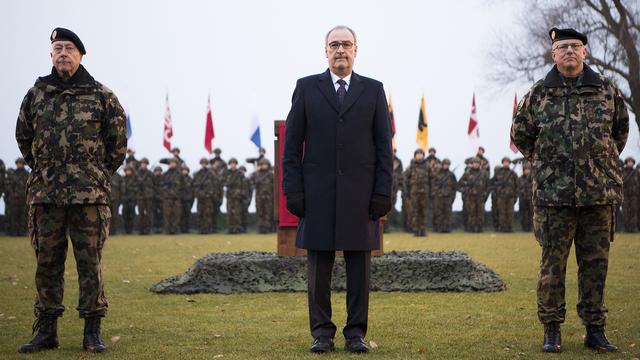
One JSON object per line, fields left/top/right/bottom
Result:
{"left": 549, "top": 27, "right": 588, "bottom": 45}
{"left": 50, "top": 27, "right": 86, "bottom": 55}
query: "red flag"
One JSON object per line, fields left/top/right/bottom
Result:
{"left": 509, "top": 93, "right": 519, "bottom": 153}
{"left": 467, "top": 93, "right": 480, "bottom": 152}
{"left": 204, "top": 94, "right": 215, "bottom": 154}
{"left": 163, "top": 93, "right": 173, "bottom": 152}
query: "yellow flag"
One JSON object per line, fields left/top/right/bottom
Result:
{"left": 416, "top": 95, "right": 428, "bottom": 150}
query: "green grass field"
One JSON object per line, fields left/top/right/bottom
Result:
{"left": 0, "top": 231, "right": 638, "bottom": 359}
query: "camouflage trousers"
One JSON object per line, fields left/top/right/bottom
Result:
{"left": 28, "top": 204, "right": 110, "bottom": 318}
{"left": 432, "top": 196, "right": 454, "bottom": 231}
{"left": 137, "top": 198, "right": 153, "bottom": 234}
{"left": 410, "top": 192, "right": 428, "bottom": 232}
{"left": 8, "top": 199, "right": 28, "bottom": 236}
{"left": 180, "top": 200, "right": 193, "bottom": 233}
{"left": 463, "top": 194, "right": 485, "bottom": 229}
{"left": 109, "top": 200, "right": 120, "bottom": 234}
{"left": 255, "top": 194, "right": 274, "bottom": 232}
{"left": 163, "top": 198, "right": 181, "bottom": 234}
{"left": 401, "top": 194, "right": 412, "bottom": 231}
{"left": 226, "top": 195, "right": 244, "bottom": 231}
{"left": 496, "top": 195, "right": 516, "bottom": 231}
{"left": 491, "top": 193, "right": 498, "bottom": 229}
{"left": 621, "top": 195, "right": 638, "bottom": 232}
{"left": 196, "top": 196, "right": 214, "bottom": 233}
{"left": 533, "top": 205, "right": 614, "bottom": 327}
{"left": 121, "top": 200, "right": 136, "bottom": 234}
{"left": 152, "top": 198, "right": 163, "bottom": 230}
{"left": 519, "top": 198, "right": 533, "bottom": 232}
{"left": 212, "top": 198, "right": 222, "bottom": 232}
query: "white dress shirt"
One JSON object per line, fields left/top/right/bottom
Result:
{"left": 330, "top": 71, "right": 352, "bottom": 92}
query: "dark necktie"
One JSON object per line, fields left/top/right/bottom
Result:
{"left": 337, "top": 79, "right": 347, "bottom": 107}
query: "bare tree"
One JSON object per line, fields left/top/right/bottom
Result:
{"left": 490, "top": 0, "right": 640, "bottom": 116}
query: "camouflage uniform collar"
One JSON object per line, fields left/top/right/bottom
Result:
{"left": 543, "top": 64, "right": 602, "bottom": 88}
{"left": 36, "top": 64, "right": 96, "bottom": 91}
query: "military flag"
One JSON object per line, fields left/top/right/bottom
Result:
{"left": 416, "top": 95, "right": 428, "bottom": 150}
{"left": 163, "top": 93, "right": 173, "bottom": 152}
{"left": 250, "top": 115, "right": 261, "bottom": 149}
{"left": 509, "top": 93, "right": 519, "bottom": 153}
{"left": 388, "top": 94, "right": 397, "bottom": 151}
{"left": 468, "top": 93, "right": 480, "bottom": 152}
{"left": 204, "top": 94, "right": 215, "bottom": 154}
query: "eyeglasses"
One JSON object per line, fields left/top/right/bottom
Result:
{"left": 327, "top": 41, "right": 355, "bottom": 50}
{"left": 553, "top": 43, "right": 584, "bottom": 53}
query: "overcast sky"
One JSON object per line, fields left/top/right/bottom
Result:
{"left": 1, "top": 0, "right": 638, "bottom": 211}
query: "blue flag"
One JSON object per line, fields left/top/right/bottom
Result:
{"left": 250, "top": 116, "right": 261, "bottom": 149}
{"left": 126, "top": 112, "right": 133, "bottom": 139}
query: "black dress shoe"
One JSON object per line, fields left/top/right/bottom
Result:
{"left": 541, "top": 322, "right": 561, "bottom": 353}
{"left": 310, "top": 337, "right": 334, "bottom": 353}
{"left": 585, "top": 326, "right": 617, "bottom": 352}
{"left": 345, "top": 337, "right": 369, "bottom": 353}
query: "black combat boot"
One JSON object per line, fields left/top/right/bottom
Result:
{"left": 541, "top": 322, "right": 561, "bottom": 353}
{"left": 585, "top": 325, "right": 617, "bottom": 352}
{"left": 18, "top": 315, "right": 59, "bottom": 353}
{"left": 83, "top": 317, "right": 106, "bottom": 353}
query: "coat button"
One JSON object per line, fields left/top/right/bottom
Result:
{"left": 338, "top": 169, "right": 343, "bottom": 175}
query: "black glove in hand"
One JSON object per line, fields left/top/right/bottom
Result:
{"left": 369, "top": 193, "right": 391, "bottom": 220}
{"left": 286, "top": 192, "right": 305, "bottom": 218}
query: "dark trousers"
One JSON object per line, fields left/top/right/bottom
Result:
{"left": 307, "top": 250, "right": 371, "bottom": 340}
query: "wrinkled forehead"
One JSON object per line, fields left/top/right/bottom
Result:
{"left": 327, "top": 28, "right": 355, "bottom": 44}
{"left": 51, "top": 40, "right": 77, "bottom": 49}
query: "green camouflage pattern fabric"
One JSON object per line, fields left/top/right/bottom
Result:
{"left": 491, "top": 166, "right": 518, "bottom": 230}
{"left": 225, "top": 169, "right": 246, "bottom": 232}
{"left": 109, "top": 173, "right": 123, "bottom": 234}
{"left": 193, "top": 167, "right": 216, "bottom": 233}
{"left": 518, "top": 172, "right": 533, "bottom": 231}
{"left": 406, "top": 159, "right": 430, "bottom": 232}
{"left": 121, "top": 173, "right": 137, "bottom": 234}
{"left": 152, "top": 173, "right": 164, "bottom": 230}
{"left": 162, "top": 168, "right": 182, "bottom": 233}
{"left": 5, "top": 167, "right": 30, "bottom": 235}
{"left": 402, "top": 167, "right": 413, "bottom": 231}
{"left": 430, "top": 166, "right": 457, "bottom": 232}
{"left": 622, "top": 165, "right": 639, "bottom": 231}
{"left": 511, "top": 64, "right": 630, "bottom": 207}
{"left": 15, "top": 65, "right": 127, "bottom": 206}
{"left": 249, "top": 168, "right": 274, "bottom": 232}
{"left": 29, "top": 204, "right": 111, "bottom": 318}
{"left": 180, "top": 173, "right": 193, "bottom": 233}
{"left": 136, "top": 169, "right": 154, "bottom": 234}
{"left": 459, "top": 168, "right": 488, "bottom": 230}
{"left": 534, "top": 205, "right": 614, "bottom": 326}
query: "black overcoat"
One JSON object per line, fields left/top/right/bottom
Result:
{"left": 282, "top": 69, "right": 393, "bottom": 251}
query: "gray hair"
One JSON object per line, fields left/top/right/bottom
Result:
{"left": 325, "top": 25, "right": 357, "bottom": 44}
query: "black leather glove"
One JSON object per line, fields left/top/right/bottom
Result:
{"left": 286, "top": 192, "right": 305, "bottom": 218}
{"left": 369, "top": 193, "right": 392, "bottom": 220}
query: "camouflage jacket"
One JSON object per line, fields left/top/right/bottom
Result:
{"left": 491, "top": 167, "right": 518, "bottom": 198}
{"left": 225, "top": 169, "right": 246, "bottom": 198}
{"left": 137, "top": 169, "right": 155, "bottom": 200}
{"left": 249, "top": 169, "right": 273, "bottom": 199}
{"left": 110, "top": 173, "right": 123, "bottom": 203}
{"left": 391, "top": 165, "right": 404, "bottom": 202}
{"left": 430, "top": 168, "right": 457, "bottom": 198}
{"left": 192, "top": 168, "right": 216, "bottom": 198}
{"left": 623, "top": 166, "right": 639, "bottom": 198}
{"left": 518, "top": 173, "right": 533, "bottom": 201}
{"left": 5, "top": 168, "right": 30, "bottom": 202}
{"left": 162, "top": 168, "right": 181, "bottom": 199}
{"left": 458, "top": 168, "right": 488, "bottom": 196}
{"left": 511, "top": 64, "right": 630, "bottom": 206}
{"left": 121, "top": 175, "right": 138, "bottom": 202}
{"left": 180, "top": 174, "right": 194, "bottom": 202}
{"left": 15, "top": 66, "right": 127, "bottom": 205}
{"left": 406, "top": 159, "right": 430, "bottom": 194}
{"left": 152, "top": 174, "right": 163, "bottom": 201}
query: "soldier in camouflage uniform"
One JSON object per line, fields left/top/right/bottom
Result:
{"left": 136, "top": 158, "right": 154, "bottom": 235}
{"left": 388, "top": 157, "right": 404, "bottom": 231}
{"left": 491, "top": 157, "right": 518, "bottom": 232}
{"left": 622, "top": 158, "right": 638, "bottom": 232}
{"left": 250, "top": 158, "right": 274, "bottom": 233}
{"left": 162, "top": 158, "right": 182, "bottom": 234}
{"left": 458, "top": 158, "right": 488, "bottom": 232}
{"left": 211, "top": 158, "right": 226, "bottom": 233}
{"left": 430, "top": 159, "right": 457, "bottom": 232}
{"left": 402, "top": 165, "right": 413, "bottom": 232}
{"left": 179, "top": 165, "right": 193, "bottom": 233}
{"left": 511, "top": 27, "right": 631, "bottom": 353}
{"left": 406, "top": 149, "right": 430, "bottom": 237}
{"left": 239, "top": 165, "right": 252, "bottom": 233}
{"left": 109, "top": 170, "right": 123, "bottom": 235}
{"left": 6, "top": 158, "right": 30, "bottom": 236}
{"left": 225, "top": 158, "right": 245, "bottom": 234}
{"left": 152, "top": 166, "right": 164, "bottom": 233}
{"left": 121, "top": 166, "right": 137, "bottom": 234}
{"left": 193, "top": 158, "right": 215, "bottom": 234}
{"left": 15, "top": 28, "right": 127, "bottom": 353}
{"left": 518, "top": 162, "right": 533, "bottom": 232}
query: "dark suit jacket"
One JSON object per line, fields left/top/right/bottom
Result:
{"left": 282, "top": 69, "right": 393, "bottom": 251}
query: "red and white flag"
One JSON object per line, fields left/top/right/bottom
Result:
{"left": 204, "top": 94, "right": 215, "bottom": 154}
{"left": 509, "top": 93, "right": 519, "bottom": 153}
{"left": 467, "top": 93, "right": 480, "bottom": 152}
{"left": 163, "top": 93, "right": 173, "bottom": 152}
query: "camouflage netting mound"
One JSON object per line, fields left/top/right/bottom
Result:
{"left": 150, "top": 251, "right": 506, "bottom": 294}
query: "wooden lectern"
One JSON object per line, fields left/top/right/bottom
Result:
{"left": 274, "top": 120, "right": 384, "bottom": 257}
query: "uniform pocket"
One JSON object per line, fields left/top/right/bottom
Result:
{"left": 96, "top": 205, "right": 112, "bottom": 250}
